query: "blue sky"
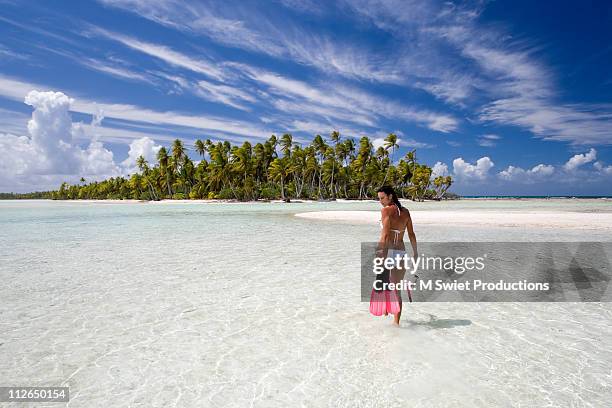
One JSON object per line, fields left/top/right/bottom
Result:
{"left": 1, "top": 0, "right": 611, "bottom": 194}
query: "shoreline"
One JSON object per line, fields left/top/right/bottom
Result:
{"left": 1, "top": 196, "right": 611, "bottom": 204}
{"left": 295, "top": 210, "right": 612, "bottom": 230}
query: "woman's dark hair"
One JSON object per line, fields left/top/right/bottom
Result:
{"left": 377, "top": 186, "right": 402, "bottom": 210}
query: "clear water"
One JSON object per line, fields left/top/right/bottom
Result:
{"left": 1, "top": 199, "right": 611, "bottom": 407}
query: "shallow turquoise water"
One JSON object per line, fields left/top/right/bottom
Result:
{"left": 1, "top": 199, "right": 611, "bottom": 407}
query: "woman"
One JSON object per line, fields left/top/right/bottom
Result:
{"left": 371, "top": 186, "right": 418, "bottom": 326}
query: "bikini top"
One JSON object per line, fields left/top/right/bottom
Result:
{"left": 379, "top": 204, "right": 403, "bottom": 244}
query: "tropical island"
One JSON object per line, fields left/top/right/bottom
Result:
{"left": 1, "top": 132, "right": 454, "bottom": 202}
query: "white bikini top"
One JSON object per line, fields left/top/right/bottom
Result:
{"left": 379, "top": 205, "right": 403, "bottom": 244}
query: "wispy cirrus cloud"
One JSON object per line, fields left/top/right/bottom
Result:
{"left": 91, "top": 1, "right": 461, "bottom": 133}
{"left": 79, "top": 57, "right": 157, "bottom": 84}
{"left": 0, "top": 75, "right": 276, "bottom": 142}
{"left": 0, "top": 45, "right": 29, "bottom": 61}
{"left": 477, "top": 133, "right": 501, "bottom": 147}
{"left": 89, "top": 26, "right": 227, "bottom": 81}
{"left": 425, "top": 20, "right": 612, "bottom": 145}
{"left": 241, "top": 67, "right": 458, "bottom": 132}
{"left": 95, "top": 0, "right": 404, "bottom": 83}
{"left": 335, "top": 1, "right": 612, "bottom": 145}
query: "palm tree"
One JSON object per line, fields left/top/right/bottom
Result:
{"left": 290, "top": 145, "right": 307, "bottom": 198}
{"left": 312, "top": 134, "right": 327, "bottom": 198}
{"left": 304, "top": 146, "right": 318, "bottom": 198}
{"left": 253, "top": 143, "right": 265, "bottom": 184}
{"left": 268, "top": 135, "right": 278, "bottom": 158}
{"left": 50, "top": 131, "right": 451, "bottom": 202}
{"left": 329, "top": 130, "right": 340, "bottom": 197}
{"left": 232, "top": 141, "right": 254, "bottom": 200}
{"left": 268, "top": 157, "right": 292, "bottom": 200}
{"left": 433, "top": 175, "right": 453, "bottom": 200}
{"left": 382, "top": 132, "right": 398, "bottom": 186}
{"left": 280, "top": 133, "right": 293, "bottom": 158}
{"left": 137, "top": 155, "right": 158, "bottom": 200}
{"left": 157, "top": 147, "right": 172, "bottom": 197}
{"left": 353, "top": 137, "right": 372, "bottom": 199}
{"left": 195, "top": 139, "right": 207, "bottom": 158}
{"left": 171, "top": 139, "right": 186, "bottom": 180}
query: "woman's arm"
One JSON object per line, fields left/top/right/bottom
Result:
{"left": 376, "top": 207, "right": 392, "bottom": 257}
{"left": 405, "top": 210, "right": 418, "bottom": 259}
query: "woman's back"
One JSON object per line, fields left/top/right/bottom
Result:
{"left": 380, "top": 204, "right": 409, "bottom": 247}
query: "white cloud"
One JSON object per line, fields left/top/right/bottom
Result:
{"left": 90, "top": 0, "right": 612, "bottom": 147}
{"left": 563, "top": 148, "right": 597, "bottom": 172}
{"left": 87, "top": 23, "right": 458, "bottom": 133}
{"left": 0, "top": 75, "right": 274, "bottom": 141}
{"left": 243, "top": 68, "right": 458, "bottom": 132}
{"left": 455, "top": 33, "right": 612, "bottom": 145}
{"left": 372, "top": 130, "right": 435, "bottom": 149}
{"left": 91, "top": 27, "right": 227, "bottom": 81}
{"left": 371, "top": 133, "right": 434, "bottom": 150}
{"left": 277, "top": 0, "right": 327, "bottom": 15}
{"left": 371, "top": 138, "right": 385, "bottom": 150}
{"left": 594, "top": 161, "right": 612, "bottom": 175}
{"left": 25, "top": 91, "right": 80, "bottom": 174}
{"left": 0, "top": 45, "right": 29, "bottom": 61}
{"left": 495, "top": 149, "right": 612, "bottom": 185}
{"left": 121, "top": 136, "right": 163, "bottom": 174}
{"left": 452, "top": 156, "right": 494, "bottom": 181}
{"left": 0, "top": 90, "right": 120, "bottom": 192}
{"left": 287, "top": 120, "right": 365, "bottom": 140}
{"left": 194, "top": 79, "right": 257, "bottom": 111}
{"left": 530, "top": 163, "right": 555, "bottom": 176}
{"left": 80, "top": 57, "right": 156, "bottom": 84}
{"left": 498, "top": 164, "right": 555, "bottom": 183}
{"left": 79, "top": 137, "right": 121, "bottom": 177}
{"left": 399, "top": 138, "right": 435, "bottom": 149}
{"left": 338, "top": 1, "right": 612, "bottom": 144}
{"left": 96, "top": 0, "right": 402, "bottom": 83}
{"left": 477, "top": 134, "right": 501, "bottom": 147}
{"left": 431, "top": 161, "right": 449, "bottom": 178}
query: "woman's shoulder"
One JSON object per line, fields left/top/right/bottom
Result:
{"left": 381, "top": 205, "right": 396, "bottom": 214}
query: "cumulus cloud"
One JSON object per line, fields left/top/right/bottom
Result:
{"left": 594, "top": 161, "right": 612, "bottom": 175}
{"left": 494, "top": 148, "right": 612, "bottom": 186}
{"left": 452, "top": 156, "right": 494, "bottom": 181}
{"left": 121, "top": 136, "right": 163, "bottom": 174}
{"left": 431, "top": 161, "right": 449, "bottom": 178}
{"left": 563, "top": 148, "right": 597, "bottom": 172}
{"left": 0, "top": 90, "right": 131, "bottom": 192}
{"left": 498, "top": 163, "right": 555, "bottom": 183}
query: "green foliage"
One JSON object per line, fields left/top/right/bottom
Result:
{"left": 29, "top": 132, "right": 455, "bottom": 201}
{"left": 216, "top": 188, "right": 235, "bottom": 200}
{"left": 259, "top": 184, "right": 280, "bottom": 200}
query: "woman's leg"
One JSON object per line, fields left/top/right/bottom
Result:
{"left": 390, "top": 267, "right": 406, "bottom": 325}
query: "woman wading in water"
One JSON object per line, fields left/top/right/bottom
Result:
{"left": 371, "top": 186, "right": 418, "bottom": 326}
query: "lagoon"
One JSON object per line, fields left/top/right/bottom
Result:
{"left": 1, "top": 199, "right": 611, "bottom": 407}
